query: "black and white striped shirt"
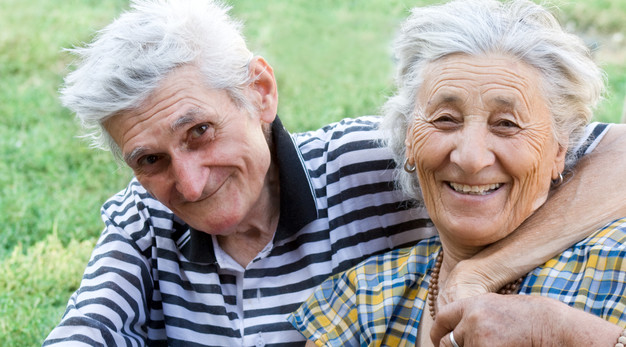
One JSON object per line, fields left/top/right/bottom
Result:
{"left": 43, "top": 117, "right": 608, "bottom": 346}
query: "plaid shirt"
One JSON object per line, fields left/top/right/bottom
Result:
{"left": 288, "top": 218, "right": 626, "bottom": 346}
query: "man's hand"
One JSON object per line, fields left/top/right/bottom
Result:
{"left": 431, "top": 293, "right": 623, "bottom": 347}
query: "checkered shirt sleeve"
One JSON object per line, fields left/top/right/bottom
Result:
{"left": 520, "top": 217, "right": 626, "bottom": 327}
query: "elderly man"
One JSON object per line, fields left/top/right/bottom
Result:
{"left": 44, "top": 0, "right": 626, "bottom": 346}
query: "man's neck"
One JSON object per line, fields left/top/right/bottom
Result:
{"left": 217, "top": 160, "right": 281, "bottom": 267}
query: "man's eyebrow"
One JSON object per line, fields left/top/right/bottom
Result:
{"left": 123, "top": 109, "right": 208, "bottom": 164}
{"left": 171, "top": 108, "right": 204, "bottom": 133}
{"left": 124, "top": 146, "right": 148, "bottom": 165}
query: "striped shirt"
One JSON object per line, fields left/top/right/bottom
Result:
{"left": 288, "top": 218, "right": 626, "bottom": 346}
{"left": 43, "top": 117, "right": 609, "bottom": 346}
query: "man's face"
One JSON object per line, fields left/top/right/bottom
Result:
{"left": 105, "top": 65, "right": 275, "bottom": 235}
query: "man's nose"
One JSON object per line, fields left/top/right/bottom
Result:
{"left": 449, "top": 121, "right": 495, "bottom": 174}
{"left": 171, "top": 154, "right": 209, "bottom": 202}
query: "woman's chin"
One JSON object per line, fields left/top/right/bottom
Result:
{"left": 449, "top": 225, "right": 512, "bottom": 247}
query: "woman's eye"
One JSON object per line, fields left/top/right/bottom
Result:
{"left": 435, "top": 115, "right": 455, "bottom": 122}
{"left": 492, "top": 118, "right": 522, "bottom": 136}
{"left": 431, "top": 114, "right": 460, "bottom": 130}
{"left": 495, "top": 119, "right": 519, "bottom": 128}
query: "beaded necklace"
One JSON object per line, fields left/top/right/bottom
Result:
{"left": 427, "top": 249, "right": 524, "bottom": 319}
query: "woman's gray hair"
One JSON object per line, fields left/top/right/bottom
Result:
{"left": 381, "top": 0, "right": 606, "bottom": 200}
{"left": 61, "top": 0, "right": 255, "bottom": 158}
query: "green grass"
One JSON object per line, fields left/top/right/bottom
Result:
{"left": 558, "top": 0, "right": 626, "bottom": 32}
{"left": 0, "top": 233, "right": 94, "bottom": 345}
{"left": 2, "top": 0, "right": 625, "bottom": 345}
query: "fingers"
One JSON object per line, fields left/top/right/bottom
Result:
{"left": 449, "top": 331, "right": 462, "bottom": 347}
{"left": 437, "top": 281, "right": 488, "bottom": 307}
{"left": 430, "top": 300, "right": 464, "bottom": 345}
{"left": 438, "top": 261, "right": 491, "bottom": 306}
{"left": 438, "top": 331, "right": 463, "bottom": 347}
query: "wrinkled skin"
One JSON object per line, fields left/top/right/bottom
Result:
{"left": 431, "top": 293, "right": 623, "bottom": 347}
{"left": 405, "top": 53, "right": 566, "bottom": 264}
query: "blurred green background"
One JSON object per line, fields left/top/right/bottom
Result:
{"left": 1, "top": 0, "right": 625, "bottom": 345}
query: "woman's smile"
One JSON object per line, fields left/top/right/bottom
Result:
{"left": 448, "top": 182, "right": 503, "bottom": 195}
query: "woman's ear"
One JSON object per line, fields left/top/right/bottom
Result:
{"left": 404, "top": 122, "right": 415, "bottom": 165}
{"left": 552, "top": 144, "right": 568, "bottom": 180}
{"left": 248, "top": 56, "right": 278, "bottom": 123}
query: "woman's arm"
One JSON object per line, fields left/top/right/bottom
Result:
{"left": 440, "top": 124, "right": 626, "bottom": 304}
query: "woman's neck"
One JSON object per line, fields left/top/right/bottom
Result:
{"left": 437, "top": 237, "right": 486, "bottom": 288}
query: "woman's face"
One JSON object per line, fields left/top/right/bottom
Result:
{"left": 406, "top": 53, "right": 566, "bottom": 248}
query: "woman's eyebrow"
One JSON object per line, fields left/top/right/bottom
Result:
{"left": 427, "top": 93, "right": 462, "bottom": 108}
{"left": 492, "top": 96, "right": 516, "bottom": 108}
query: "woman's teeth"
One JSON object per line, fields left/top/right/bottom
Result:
{"left": 449, "top": 182, "right": 502, "bottom": 195}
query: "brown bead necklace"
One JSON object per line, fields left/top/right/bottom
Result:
{"left": 427, "top": 249, "right": 524, "bottom": 319}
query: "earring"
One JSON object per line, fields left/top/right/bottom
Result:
{"left": 551, "top": 172, "right": 564, "bottom": 187}
{"left": 403, "top": 158, "right": 416, "bottom": 173}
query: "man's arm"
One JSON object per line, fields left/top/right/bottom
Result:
{"left": 43, "top": 223, "right": 151, "bottom": 346}
{"left": 440, "top": 124, "right": 626, "bottom": 304}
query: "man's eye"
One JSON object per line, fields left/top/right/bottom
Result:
{"left": 191, "top": 124, "right": 209, "bottom": 139}
{"left": 140, "top": 154, "right": 160, "bottom": 166}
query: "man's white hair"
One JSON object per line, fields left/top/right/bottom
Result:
{"left": 61, "top": 0, "right": 255, "bottom": 159}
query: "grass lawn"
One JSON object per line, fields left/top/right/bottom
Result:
{"left": 1, "top": 0, "right": 625, "bottom": 345}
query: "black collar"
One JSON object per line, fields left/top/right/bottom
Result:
{"left": 181, "top": 116, "right": 318, "bottom": 263}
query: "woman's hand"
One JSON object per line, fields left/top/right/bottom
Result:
{"left": 431, "top": 293, "right": 623, "bottom": 347}
{"left": 437, "top": 258, "right": 503, "bottom": 306}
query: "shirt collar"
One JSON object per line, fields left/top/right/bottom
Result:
{"left": 181, "top": 116, "right": 318, "bottom": 263}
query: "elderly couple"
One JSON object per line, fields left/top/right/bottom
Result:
{"left": 44, "top": 0, "right": 626, "bottom": 346}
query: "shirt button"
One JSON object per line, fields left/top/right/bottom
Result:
{"left": 256, "top": 332, "right": 265, "bottom": 347}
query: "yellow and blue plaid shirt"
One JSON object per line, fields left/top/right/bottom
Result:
{"left": 288, "top": 218, "right": 626, "bottom": 346}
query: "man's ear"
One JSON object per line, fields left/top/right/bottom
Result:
{"left": 552, "top": 144, "right": 568, "bottom": 180}
{"left": 248, "top": 56, "right": 278, "bottom": 123}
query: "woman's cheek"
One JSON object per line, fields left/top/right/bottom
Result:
{"left": 408, "top": 121, "right": 436, "bottom": 159}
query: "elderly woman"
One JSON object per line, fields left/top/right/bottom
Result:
{"left": 288, "top": 0, "right": 626, "bottom": 346}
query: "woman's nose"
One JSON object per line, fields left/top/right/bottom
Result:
{"left": 171, "top": 154, "right": 209, "bottom": 202}
{"left": 449, "top": 122, "right": 495, "bottom": 174}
